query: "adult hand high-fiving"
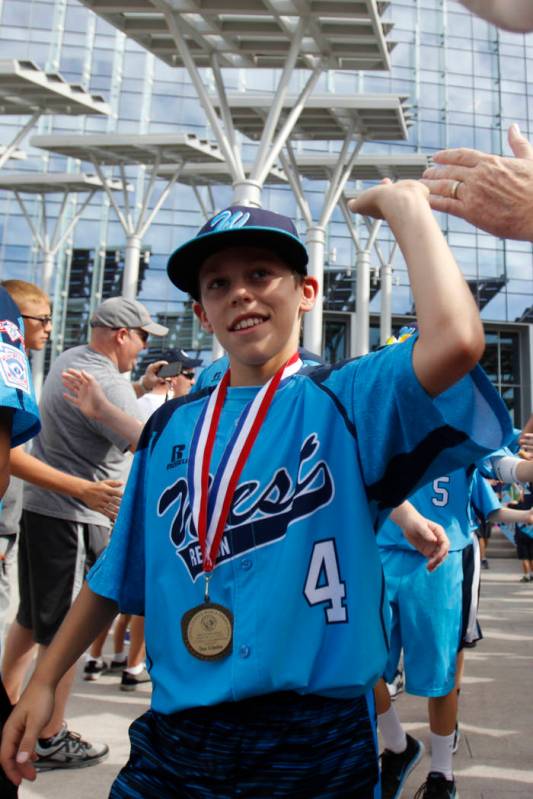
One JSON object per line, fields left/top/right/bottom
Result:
{"left": 422, "top": 124, "right": 533, "bottom": 241}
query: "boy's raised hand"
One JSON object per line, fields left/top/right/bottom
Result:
{"left": 347, "top": 179, "right": 430, "bottom": 220}
{"left": 0, "top": 682, "right": 55, "bottom": 786}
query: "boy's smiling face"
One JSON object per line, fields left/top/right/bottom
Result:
{"left": 193, "top": 246, "right": 317, "bottom": 386}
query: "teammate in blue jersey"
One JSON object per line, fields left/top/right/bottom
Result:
{"left": 376, "top": 466, "right": 533, "bottom": 799}
{"left": 1, "top": 181, "right": 513, "bottom": 797}
{"left": 0, "top": 287, "right": 40, "bottom": 462}
{"left": 0, "top": 285, "right": 40, "bottom": 799}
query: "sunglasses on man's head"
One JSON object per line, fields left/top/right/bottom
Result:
{"left": 180, "top": 370, "right": 195, "bottom": 380}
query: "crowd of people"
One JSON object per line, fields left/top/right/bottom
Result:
{"left": 0, "top": 3, "right": 533, "bottom": 798}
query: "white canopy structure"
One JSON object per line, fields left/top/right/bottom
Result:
{"left": 157, "top": 160, "right": 288, "bottom": 219}
{"left": 31, "top": 133, "right": 224, "bottom": 299}
{"left": 295, "top": 154, "right": 430, "bottom": 353}
{"left": 0, "top": 172, "right": 125, "bottom": 393}
{"left": 78, "top": 1, "right": 394, "bottom": 208}
{"left": 0, "top": 59, "right": 109, "bottom": 170}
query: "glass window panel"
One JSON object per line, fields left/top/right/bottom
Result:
{"left": 447, "top": 85, "right": 475, "bottom": 113}
{"left": 447, "top": 48, "right": 473, "bottom": 74}
{"left": 64, "top": 6, "right": 87, "bottom": 32}
{"left": 2, "top": 1, "right": 31, "bottom": 26}
{"left": 419, "top": 9, "right": 442, "bottom": 34}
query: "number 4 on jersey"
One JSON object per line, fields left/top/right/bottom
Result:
{"left": 304, "top": 539, "right": 347, "bottom": 623}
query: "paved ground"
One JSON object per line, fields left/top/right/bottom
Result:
{"left": 13, "top": 557, "right": 533, "bottom": 798}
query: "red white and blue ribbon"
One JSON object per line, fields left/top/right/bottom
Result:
{"left": 187, "top": 353, "right": 302, "bottom": 573}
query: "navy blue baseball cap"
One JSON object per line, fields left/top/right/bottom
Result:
{"left": 167, "top": 206, "right": 308, "bottom": 299}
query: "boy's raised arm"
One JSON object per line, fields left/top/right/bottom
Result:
{"left": 0, "top": 584, "right": 117, "bottom": 786}
{"left": 349, "top": 181, "right": 484, "bottom": 397}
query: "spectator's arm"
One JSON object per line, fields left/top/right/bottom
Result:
{"left": 62, "top": 369, "right": 143, "bottom": 451}
{"left": 489, "top": 507, "right": 533, "bottom": 525}
{"left": 458, "top": 1, "right": 533, "bottom": 32}
{"left": 0, "top": 408, "right": 13, "bottom": 500}
{"left": 131, "top": 360, "right": 167, "bottom": 398}
{"left": 349, "top": 180, "right": 483, "bottom": 396}
{"left": 10, "top": 446, "right": 122, "bottom": 518}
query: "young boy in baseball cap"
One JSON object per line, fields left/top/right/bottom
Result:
{"left": 1, "top": 183, "right": 513, "bottom": 797}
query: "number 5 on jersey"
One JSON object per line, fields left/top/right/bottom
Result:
{"left": 304, "top": 539, "right": 348, "bottom": 623}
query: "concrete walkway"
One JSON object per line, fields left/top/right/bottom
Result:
{"left": 16, "top": 557, "right": 533, "bottom": 798}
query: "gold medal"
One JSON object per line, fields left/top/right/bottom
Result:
{"left": 181, "top": 601, "right": 233, "bottom": 661}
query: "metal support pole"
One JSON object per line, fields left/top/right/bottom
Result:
{"left": 0, "top": 111, "right": 40, "bottom": 170}
{"left": 32, "top": 249, "right": 56, "bottom": 398}
{"left": 231, "top": 179, "right": 263, "bottom": 207}
{"left": 303, "top": 225, "right": 326, "bottom": 355}
{"left": 380, "top": 262, "right": 392, "bottom": 346}
{"left": 379, "top": 242, "right": 397, "bottom": 345}
{"left": 355, "top": 248, "right": 371, "bottom": 357}
{"left": 122, "top": 234, "right": 141, "bottom": 300}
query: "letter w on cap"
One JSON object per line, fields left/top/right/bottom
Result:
{"left": 209, "top": 210, "right": 251, "bottom": 232}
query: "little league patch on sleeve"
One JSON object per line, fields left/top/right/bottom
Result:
{"left": 0, "top": 319, "right": 25, "bottom": 345}
{"left": 0, "top": 342, "right": 30, "bottom": 393}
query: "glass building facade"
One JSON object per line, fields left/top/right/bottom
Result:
{"left": 0, "top": 0, "right": 532, "bottom": 420}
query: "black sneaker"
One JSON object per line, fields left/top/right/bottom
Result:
{"left": 108, "top": 657, "right": 128, "bottom": 674}
{"left": 452, "top": 723, "right": 460, "bottom": 755}
{"left": 381, "top": 734, "right": 424, "bottom": 799}
{"left": 414, "top": 771, "right": 458, "bottom": 798}
{"left": 82, "top": 658, "right": 108, "bottom": 681}
{"left": 481, "top": 559, "right": 489, "bottom": 570}
{"left": 120, "top": 667, "right": 151, "bottom": 692}
{"left": 34, "top": 724, "right": 109, "bottom": 771}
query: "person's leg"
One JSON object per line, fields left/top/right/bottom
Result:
{"left": 113, "top": 613, "right": 131, "bottom": 659}
{"left": 37, "top": 645, "right": 78, "bottom": 739}
{"left": 126, "top": 616, "right": 145, "bottom": 668}
{"left": 2, "top": 512, "right": 37, "bottom": 701}
{"left": 121, "top": 616, "right": 150, "bottom": 690}
{"left": 376, "top": 550, "right": 425, "bottom": 799}
{"left": 428, "top": 688, "right": 458, "bottom": 781}
{"left": 0, "top": 535, "right": 15, "bottom": 646}
{"left": 406, "top": 551, "right": 461, "bottom": 798}
{"left": 1, "top": 621, "right": 36, "bottom": 701}
{"left": 83, "top": 619, "right": 116, "bottom": 681}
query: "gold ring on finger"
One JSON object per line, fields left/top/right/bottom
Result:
{"left": 451, "top": 180, "right": 461, "bottom": 200}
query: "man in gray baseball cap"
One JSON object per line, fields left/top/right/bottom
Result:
{"left": 90, "top": 297, "right": 168, "bottom": 338}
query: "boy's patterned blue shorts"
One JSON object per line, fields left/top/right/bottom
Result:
{"left": 110, "top": 691, "right": 380, "bottom": 798}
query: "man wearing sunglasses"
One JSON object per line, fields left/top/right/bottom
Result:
{"left": 1, "top": 297, "right": 168, "bottom": 774}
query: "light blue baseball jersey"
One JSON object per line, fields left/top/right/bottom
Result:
{"left": 377, "top": 467, "right": 476, "bottom": 552}
{"left": 194, "top": 349, "right": 324, "bottom": 393}
{"left": 377, "top": 467, "right": 503, "bottom": 552}
{"left": 88, "top": 338, "right": 512, "bottom": 715}
{"left": 0, "top": 287, "right": 40, "bottom": 448}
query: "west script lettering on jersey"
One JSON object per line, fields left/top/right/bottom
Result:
{"left": 157, "top": 433, "right": 334, "bottom": 581}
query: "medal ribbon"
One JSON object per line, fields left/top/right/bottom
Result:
{"left": 189, "top": 353, "right": 302, "bottom": 573}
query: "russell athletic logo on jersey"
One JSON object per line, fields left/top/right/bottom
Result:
{"left": 167, "top": 444, "right": 187, "bottom": 469}
{"left": 157, "top": 433, "right": 334, "bottom": 581}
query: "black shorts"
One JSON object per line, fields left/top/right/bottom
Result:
{"left": 459, "top": 539, "right": 483, "bottom": 650}
{"left": 110, "top": 692, "right": 379, "bottom": 798}
{"left": 16, "top": 510, "right": 109, "bottom": 645}
{"left": 515, "top": 528, "right": 533, "bottom": 560}
{"left": 475, "top": 521, "right": 492, "bottom": 541}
